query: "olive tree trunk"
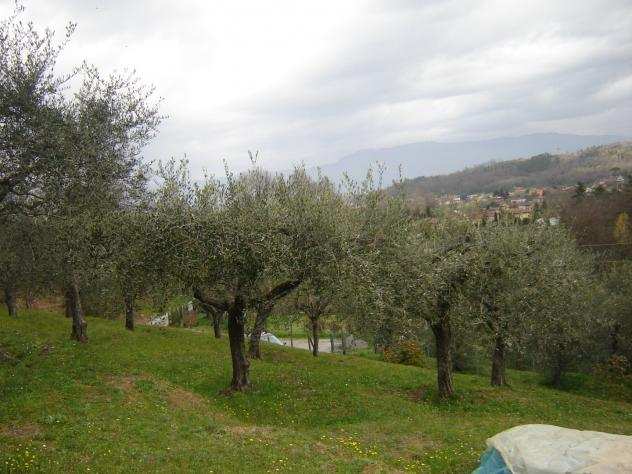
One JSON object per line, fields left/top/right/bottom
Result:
{"left": 610, "top": 322, "right": 621, "bottom": 356}
{"left": 69, "top": 277, "right": 87, "bottom": 343}
{"left": 64, "top": 287, "right": 74, "bottom": 318}
{"left": 24, "top": 289, "right": 33, "bottom": 309}
{"left": 551, "top": 349, "right": 565, "bottom": 388}
{"left": 227, "top": 298, "right": 249, "bottom": 391}
{"left": 124, "top": 292, "right": 134, "bottom": 331}
{"left": 490, "top": 335, "right": 506, "bottom": 386}
{"left": 431, "top": 318, "right": 454, "bottom": 399}
{"left": 289, "top": 321, "right": 294, "bottom": 348}
{"left": 248, "top": 303, "right": 273, "bottom": 359}
{"left": 310, "top": 316, "right": 320, "bottom": 357}
{"left": 212, "top": 311, "right": 223, "bottom": 338}
{"left": 4, "top": 287, "right": 17, "bottom": 317}
{"left": 201, "top": 304, "right": 223, "bottom": 338}
{"left": 248, "top": 280, "right": 301, "bottom": 358}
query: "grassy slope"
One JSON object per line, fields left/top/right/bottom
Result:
{"left": 1, "top": 311, "right": 631, "bottom": 473}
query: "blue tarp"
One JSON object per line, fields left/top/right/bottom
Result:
{"left": 472, "top": 448, "right": 511, "bottom": 474}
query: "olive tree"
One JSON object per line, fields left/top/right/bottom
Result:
{"left": 601, "top": 262, "right": 632, "bottom": 361}
{"left": 470, "top": 221, "right": 549, "bottom": 386}
{"left": 104, "top": 197, "right": 157, "bottom": 331}
{"left": 247, "top": 169, "right": 349, "bottom": 359}
{"left": 394, "top": 220, "right": 474, "bottom": 398}
{"left": 154, "top": 162, "right": 350, "bottom": 390}
{"left": 345, "top": 182, "right": 475, "bottom": 398}
{"left": 0, "top": 3, "right": 75, "bottom": 216}
{"left": 340, "top": 177, "right": 414, "bottom": 354}
{"left": 44, "top": 68, "right": 160, "bottom": 342}
{"left": 294, "top": 275, "right": 335, "bottom": 357}
{"left": 521, "top": 226, "right": 597, "bottom": 386}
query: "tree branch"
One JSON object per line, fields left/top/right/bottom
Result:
{"left": 193, "top": 287, "right": 228, "bottom": 313}
{"left": 262, "top": 279, "right": 302, "bottom": 304}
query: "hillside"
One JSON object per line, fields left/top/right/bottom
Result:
{"left": 316, "top": 133, "right": 624, "bottom": 184}
{"left": 2, "top": 311, "right": 631, "bottom": 473}
{"left": 397, "top": 142, "right": 632, "bottom": 197}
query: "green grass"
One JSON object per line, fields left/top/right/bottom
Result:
{"left": 1, "top": 310, "right": 631, "bottom": 473}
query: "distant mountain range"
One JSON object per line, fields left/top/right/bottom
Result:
{"left": 315, "top": 133, "right": 626, "bottom": 184}
{"left": 396, "top": 141, "right": 632, "bottom": 197}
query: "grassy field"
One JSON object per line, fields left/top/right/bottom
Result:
{"left": 1, "top": 310, "right": 631, "bottom": 473}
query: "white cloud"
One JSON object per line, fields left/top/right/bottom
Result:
{"left": 4, "top": 0, "right": 632, "bottom": 176}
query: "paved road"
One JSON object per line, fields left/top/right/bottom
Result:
{"left": 282, "top": 338, "right": 335, "bottom": 353}
{"left": 281, "top": 338, "right": 367, "bottom": 353}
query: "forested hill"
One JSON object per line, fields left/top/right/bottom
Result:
{"left": 397, "top": 142, "right": 632, "bottom": 196}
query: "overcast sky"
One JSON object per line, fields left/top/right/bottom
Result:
{"left": 4, "top": 0, "right": 632, "bottom": 176}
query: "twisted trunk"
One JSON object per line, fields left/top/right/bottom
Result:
{"left": 124, "top": 292, "right": 134, "bottom": 331}
{"left": 431, "top": 318, "right": 454, "bottom": 399}
{"left": 248, "top": 303, "right": 273, "bottom": 359}
{"left": 491, "top": 335, "right": 506, "bottom": 386}
{"left": 193, "top": 288, "right": 222, "bottom": 338}
{"left": 227, "top": 297, "right": 249, "bottom": 391}
{"left": 69, "top": 276, "right": 87, "bottom": 343}
{"left": 248, "top": 280, "right": 301, "bottom": 358}
{"left": 4, "top": 287, "right": 17, "bottom": 317}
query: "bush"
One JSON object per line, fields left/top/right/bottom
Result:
{"left": 594, "top": 355, "right": 630, "bottom": 379}
{"left": 384, "top": 340, "right": 425, "bottom": 367}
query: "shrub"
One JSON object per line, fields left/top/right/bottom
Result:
{"left": 384, "top": 340, "right": 425, "bottom": 367}
{"left": 594, "top": 355, "right": 630, "bottom": 379}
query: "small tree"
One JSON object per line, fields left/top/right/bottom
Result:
{"left": 471, "top": 221, "right": 572, "bottom": 386}
{"left": 294, "top": 278, "right": 334, "bottom": 357}
{"left": 105, "top": 199, "right": 156, "bottom": 331}
{"left": 524, "top": 226, "right": 596, "bottom": 387}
